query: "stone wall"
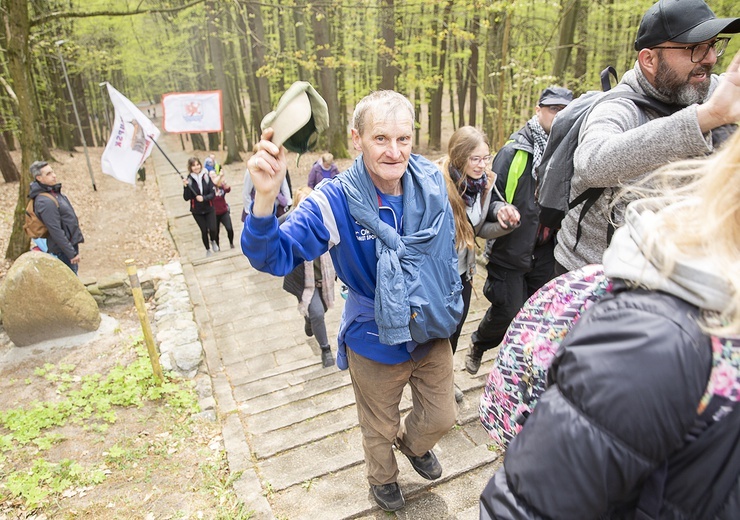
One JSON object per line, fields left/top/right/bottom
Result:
{"left": 82, "top": 262, "right": 203, "bottom": 379}
{"left": 81, "top": 272, "right": 155, "bottom": 307}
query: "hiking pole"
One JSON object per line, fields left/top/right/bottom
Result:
{"left": 150, "top": 137, "right": 199, "bottom": 197}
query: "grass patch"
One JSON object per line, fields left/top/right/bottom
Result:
{"left": 0, "top": 337, "right": 253, "bottom": 518}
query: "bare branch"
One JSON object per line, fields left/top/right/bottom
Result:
{"left": 31, "top": 0, "right": 207, "bottom": 27}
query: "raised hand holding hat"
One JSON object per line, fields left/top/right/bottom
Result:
{"left": 260, "top": 82, "right": 329, "bottom": 154}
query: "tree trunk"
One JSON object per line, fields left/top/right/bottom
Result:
{"left": 552, "top": 0, "right": 580, "bottom": 83}
{"left": 3, "top": 0, "right": 39, "bottom": 259}
{"left": 428, "top": 0, "right": 453, "bottom": 151}
{"left": 236, "top": 2, "right": 258, "bottom": 148}
{"left": 378, "top": 0, "right": 396, "bottom": 91}
{"left": 468, "top": 15, "right": 480, "bottom": 127}
{"left": 207, "top": 0, "right": 240, "bottom": 164}
{"left": 246, "top": 0, "right": 272, "bottom": 125}
{"left": 483, "top": 8, "right": 508, "bottom": 147}
{"left": 293, "top": 1, "right": 309, "bottom": 82}
{"left": 573, "top": 1, "right": 590, "bottom": 92}
{"left": 0, "top": 116, "right": 20, "bottom": 182}
{"left": 311, "top": 4, "right": 348, "bottom": 159}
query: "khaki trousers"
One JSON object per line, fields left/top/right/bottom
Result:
{"left": 347, "top": 339, "right": 457, "bottom": 486}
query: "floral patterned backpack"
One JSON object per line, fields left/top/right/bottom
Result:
{"left": 479, "top": 263, "right": 740, "bottom": 453}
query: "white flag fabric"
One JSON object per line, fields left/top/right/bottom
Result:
{"left": 101, "top": 83, "right": 160, "bottom": 185}
{"left": 162, "top": 91, "right": 223, "bottom": 133}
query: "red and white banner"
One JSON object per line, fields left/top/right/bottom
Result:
{"left": 101, "top": 83, "right": 160, "bottom": 185}
{"left": 162, "top": 90, "right": 223, "bottom": 133}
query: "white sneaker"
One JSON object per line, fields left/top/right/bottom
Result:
{"left": 211, "top": 240, "right": 220, "bottom": 252}
{"left": 206, "top": 250, "right": 213, "bottom": 257}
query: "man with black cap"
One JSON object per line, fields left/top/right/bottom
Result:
{"left": 465, "top": 86, "right": 573, "bottom": 375}
{"left": 554, "top": 0, "right": 740, "bottom": 275}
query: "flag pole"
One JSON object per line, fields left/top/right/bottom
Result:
{"left": 150, "top": 137, "right": 198, "bottom": 196}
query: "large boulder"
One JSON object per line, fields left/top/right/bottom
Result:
{"left": 0, "top": 251, "right": 101, "bottom": 346}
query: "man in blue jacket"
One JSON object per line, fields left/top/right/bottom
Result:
{"left": 242, "top": 90, "right": 462, "bottom": 512}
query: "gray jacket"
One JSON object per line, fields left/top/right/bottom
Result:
{"left": 554, "top": 62, "right": 719, "bottom": 271}
{"left": 28, "top": 181, "right": 83, "bottom": 259}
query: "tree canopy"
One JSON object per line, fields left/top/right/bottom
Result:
{"left": 0, "top": 0, "right": 737, "bottom": 259}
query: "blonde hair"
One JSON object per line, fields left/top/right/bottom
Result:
{"left": 441, "top": 126, "right": 492, "bottom": 251}
{"left": 321, "top": 153, "right": 334, "bottom": 165}
{"left": 616, "top": 131, "right": 740, "bottom": 335}
{"left": 293, "top": 186, "right": 313, "bottom": 208}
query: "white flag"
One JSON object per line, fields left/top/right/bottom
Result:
{"left": 162, "top": 91, "right": 223, "bottom": 133}
{"left": 101, "top": 83, "right": 160, "bottom": 185}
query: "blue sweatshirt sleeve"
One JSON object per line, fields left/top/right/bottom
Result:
{"left": 241, "top": 196, "right": 332, "bottom": 276}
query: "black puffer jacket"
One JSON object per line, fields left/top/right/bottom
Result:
{"left": 480, "top": 285, "right": 740, "bottom": 519}
{"left": 28, "top": 181, "right": 84, "bottom": 259}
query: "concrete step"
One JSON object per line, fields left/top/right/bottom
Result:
{"left": 265, "top": 428, "right": 502, "bottom": 519}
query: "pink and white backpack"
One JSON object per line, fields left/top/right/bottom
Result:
{"left": 479, "top": 264, "right": 740, "bottom": 451}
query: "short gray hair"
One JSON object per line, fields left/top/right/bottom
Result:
{"left": 352, "top": 91, "right": 415, "bottom": 136}
{"left": 30, "top": 161, "right": 48, "bottom": 178}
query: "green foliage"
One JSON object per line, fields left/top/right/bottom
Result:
{"left": 0, "top": 338, "right": 200, "bottom": 510}
{"left": 3, "top": 458, "right": 106, "bottom": 510}
{"left": 0, "top": 340, "right": 197, "bottom": 451}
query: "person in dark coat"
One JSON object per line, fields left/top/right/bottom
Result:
{"left": 28, "top": 161, "right": 84, "bottom": 274}
{"left": 479, "top": 121, "right": 740, "bottom": 520}
{"left": 183, "top": 156, "right": 218, "bottom": 257}
{"left": 281, "top": 187, "right": 336, "bottom": 368}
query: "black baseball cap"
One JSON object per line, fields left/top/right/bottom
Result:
{"left": 538, "top": 86, "right": 574, "bottom": 106}
{"left": 635, "top": 0, "right": 740, "bottom": 51}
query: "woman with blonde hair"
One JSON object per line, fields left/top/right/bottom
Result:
{"left": 480, "top": 131, "right": 740, "bottom": 518}
{"left": 437, "top": 126, "right": 519, "bottom": 400}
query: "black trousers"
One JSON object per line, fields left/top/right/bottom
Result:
{"left": 449, "top": 273, "right": 473, "bottom": 354}
{"left": 192, "top": 210, "right": 217, "bottom": 251}
{"left": 471, "top": 242, "right": 555, "bottom": 353}
{"left": 215, "top": 211, "right": 234, "bottom": 246}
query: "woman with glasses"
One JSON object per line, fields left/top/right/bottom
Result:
{"left": 465, "top": 86, "right": 574, "bottom": 376}
{"left": 437, "top": 126, "right": 520, "bottom": 401}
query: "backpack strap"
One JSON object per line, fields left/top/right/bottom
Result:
{"left": 34, "top": 191, "right": 59, "bottom": 208}
{"left": 569, "top": 90, "right": 681, "bottom": 251}
{"left": 600, "top": 66, "right": 618, "bottom": 91}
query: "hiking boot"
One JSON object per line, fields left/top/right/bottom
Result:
{"left": 320, "top": 348, "right": 335, "bottom": 368}
{"left": 454, "top": 383, "right": 464, "bottom": 403}
{"left": 211, "top": 240, "right": 220, "bottom": 252}
{"left": 465, "top": 345, "right": 483, "bottom": 375}
{"left": 371, "top": 482, "right": 405, "bottom": 511}
{"left": 405, "top": 450, "right": 442, "bottom": 480}
{"left": 304, "top": 317, "right": 313, "bottom": 337}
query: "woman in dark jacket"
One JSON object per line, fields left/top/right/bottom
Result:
{"left": 480, "top": 131, "right": 740, "bottom": 519}
{"left": 183, "top": 157, "right": 218, "bottom": 256}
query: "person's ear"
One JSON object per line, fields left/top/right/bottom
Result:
{"left": 351, "top": 129, "right": 362, "bottom": 152}
{"left": 638, "top": 48, "right": 659, "bottom": 80}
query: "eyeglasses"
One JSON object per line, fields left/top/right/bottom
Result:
{"left": 468, "top": 155, "right": 493, "bottom": 166}
{"left": 651, "top": 37, "right": 730, "bottom": 63}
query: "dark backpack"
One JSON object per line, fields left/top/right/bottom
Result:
{"left": 536, "top": 67, "right": 680, "bottom": 247}
{"left": 23, "top": 192, "right": 58, "bottom": 239}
